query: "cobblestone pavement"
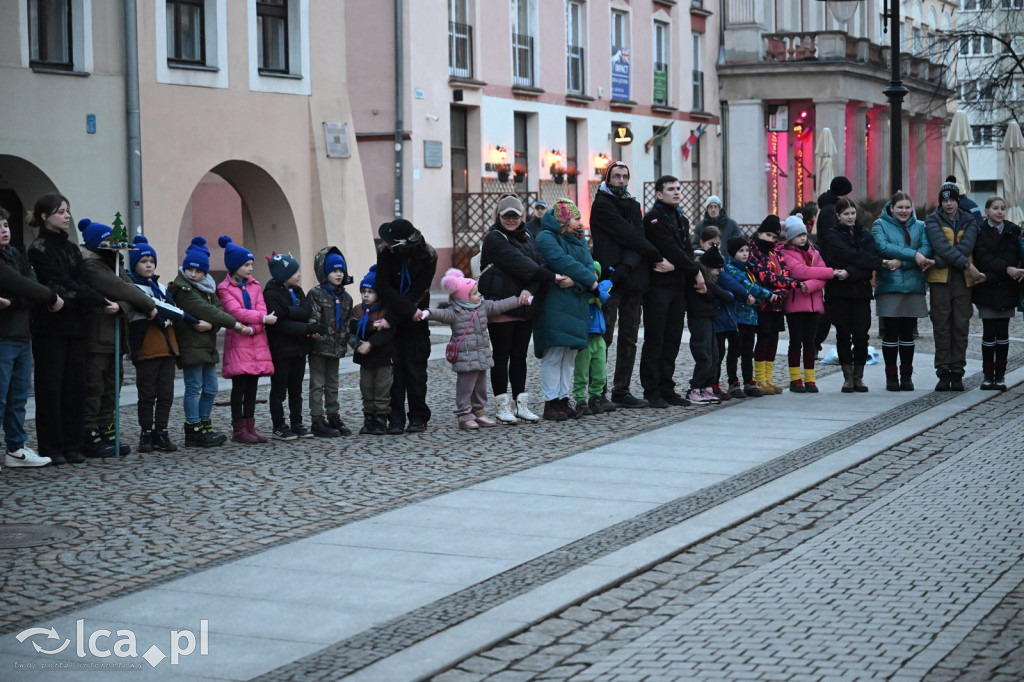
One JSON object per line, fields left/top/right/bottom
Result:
{"left": 431, "top": 383, "right": 1024, "bottom": 682}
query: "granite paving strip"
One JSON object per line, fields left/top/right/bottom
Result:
{"left": 431, "top": 382, "right": 1024, "bottom": 682}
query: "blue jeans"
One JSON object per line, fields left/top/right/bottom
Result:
{"left": 0, "top": 338, "right": 33, "bottom": 451}
{"left": 182, "top": 363, "right": 219, "bottom": 422}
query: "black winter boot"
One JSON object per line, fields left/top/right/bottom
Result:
{"left": 102, "top": 423, "right": 131, "bottom": 456}
{"left": 327, "top": 413, "right": 352, "bottom": 436}
{"left": 138, "top": 430, "right": 154, "bottom": 453}
{"left": 84, "top": 428, "right": 116, "bottom": 458}
{"left": 151, "top": 429, "right": 178, "bottom": 452}
{"left": 311, "top": 417, "right": 341, "bottom": 438}
{"left": 199, "top": 419, "right": 228, "bottom": 446}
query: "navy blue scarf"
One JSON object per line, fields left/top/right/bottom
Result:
{"left": 234, "top": 277, "right": 253, "bottom": 309}
{"left": 322, "top": 283, "right": 343, "bottom": 330}
{"left": 355, "top": 304, "right": 380, "bottom": 340}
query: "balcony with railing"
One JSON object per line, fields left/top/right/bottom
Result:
{"left": 567, "top": 44, "right": 585, "bottom": 94}
{"left": 449, "top": 21, "right": 473, "bottom": 79}
{"left": 513, "top": 32, "right": 535, "bottom": 87}
{"left": 759, "top": 31, "right": 948, "bottom": 88}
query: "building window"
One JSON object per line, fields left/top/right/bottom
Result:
{"left": 912, "top": 27, "right": 922, "bottom": 56}
{"left": 566, "top": 0, "right": 585, "bottom": 94}
{"left": 28, "top": 0, "right": 72, "bottom": 69}
{"left": 512, "top": 0, "right": 535, "bottom": 87}
{"left": 449, "top": 0, "right": 473, "bottom": 78}
{"left": 166, "top": 0, "right": 206, "bottom": 65}
{"left": 451, "top": 107, "right": 469, "bottom": 193}
{"left": 692, "top": 33, "right": 704, "bottom": 112}
{"left": 257, "top": 0, "right": 288, "bottom": 73}
{"left": 1000, "top": 0, "right": 1023, "bottom": 8}
{"left": 610, "top": 9, "right": 630, "bottom": 101}
{"left": 514, "top": 112, "right": 529, "bottom": 190}
{"left": 961, "top": 0, "right": 993, "bottom": 9}
{"left": 653, "top": 21, "right": 668, "bottom": 105}
{"left": 959, "top": 34, "right": 994, "bottom": 57}
{"left": 971, "top": 125, "right": 994, "bottom": 146}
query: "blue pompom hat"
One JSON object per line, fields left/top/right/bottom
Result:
{"left": 129, "top": 235, "right": 158, "bottom": 272}
{"left": 77, "top": 219, "right": 113, "bottom": 251}
{"left": 359, "top": 265, "right": 378, "bottom": 291}
{"left": 181, "top": 236, "right": 211, "bottom": 273}
{"left": 267, "top": 251, "right": 300, "bottom": 283}
{"left": 324, "top": 252, "right": 347, "bottom": 276}
{"left": 218, "top": 235, "right": 254, "bottom": 275}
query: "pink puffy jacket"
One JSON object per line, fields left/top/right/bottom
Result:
{"left": 781, "top": 245, "right": 834, "bottom": 314}
{"left": 216, "top": 275, "right": 275, "bottom": 378}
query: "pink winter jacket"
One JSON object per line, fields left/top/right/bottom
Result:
{"left": 781, "top": 245, "right": 834, "bottom": 314}
{"left": 216, "top": 275, "right": 275, "bottom": 378}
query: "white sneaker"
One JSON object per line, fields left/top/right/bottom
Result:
{"left": 701, "top": 387, "right": 721, "bottom": 404}
{"left": 514, "top": 392, "right": 541, "bottom": 422}
{"left": 5, "top": 446, "right": 51, "bottom": 468}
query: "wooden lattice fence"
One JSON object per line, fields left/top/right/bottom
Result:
{"left": 642, "top": 180, "right": 713, "bottom": 224}
{"left": 451, "top": 191, "right": 539, "bottom": 273}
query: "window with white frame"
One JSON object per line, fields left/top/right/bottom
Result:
{"left": 166, "top": 0, "right": 206, "bottom": 65}
{"left": 512, "top": 0, "right": 535, "bottom": 87}
{"left": 653, "top": 21, "right": 668, "bottom": 105}
{"left": 449, "top": 0, "right": 473, "bottom": 78}
{"left": 247, "top": 0, "right": 309, "bottom": 93}
{"left": 971, "top": 125, "right": 993, "bottom": 145}
{"left": 961, "top": 0, "right": 993, "bottom": 9}
{"left": 566, "top": 0, "right": 585, "bottom": 94}
{"left": 912, "top": 26, "right": 922, "bottom": 56}
{"left": 256, "top": 0, "right": 288, "bottom": 73}
{"left": 959, "top": 34, "right": 994, "bottom": 56}
{"left": 156, "top": 0, "right": 226, "bottom": 88}
{"left": 1000, "top": 0, "right": 1023, "bottom": 8}
{"left": 28, "top": 0, "right": 72, "bottom": 69}
{"left": 692, "top": 33, "right": 704, "bottom": 112}
{"left": 27, "top": 0, "right": 92, "bottom": 72}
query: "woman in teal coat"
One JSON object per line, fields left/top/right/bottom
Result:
{"left": 533, "top": 199, "right": 598, "bottom": 421}
{"left": 872, "top": 191, "right": 934, "bottom": 391}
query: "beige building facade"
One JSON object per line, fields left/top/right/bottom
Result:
{"left": 1, "top": 0, "right": 374, "bottom": 285}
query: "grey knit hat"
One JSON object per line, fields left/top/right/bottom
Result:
{"left": 784, "top": 215, "right": 808, "bottom": 242}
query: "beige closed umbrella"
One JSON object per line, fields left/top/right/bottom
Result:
{"left": 1002, "top": 121, "right": 1024, "bottom": 225}
{"left": 815, "top": 127, "right": 837, "bottom": 196}
{"left": 948, "top": 111, "right": 972, "bottom": 192}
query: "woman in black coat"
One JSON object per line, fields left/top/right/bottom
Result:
{"left": 972, "top": 196, "right": 1023, "bottom": 390}
{"left": 478, "top": 195, "right": 561, "bottom": 423}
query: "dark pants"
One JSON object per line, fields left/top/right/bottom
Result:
{"left": 230, "top": 375, "right": 259, "bottom": 421}
{"left": 689, "top": 316, "right": 719, "bottom": 389}
{"left": 360, "top": 365, "right": 393, "bottom": 415}
{"left": 786, "top": 312, "right": 820, "bottom": 370}
{"left": 718, "top": 327, "right": 754, "bottom": 384}
{"left": 639, "top": 287, "right": 686, "bottom": 400}
{"left": 828, "top": 297, "right": 872, "bottom": 365}
{"left": 270, "top": 354, "right": 306, "bottom": 428}
{"left": 33, "top": 334, "right": 86, "bottom": 457}
{"left": 754, "top": 311, "right": 782, "bottom": 362}
{"left": 84, "top": 351, "right": 123, "bottom": 429}
{"left": 136, "top": 356, "right": 176, "bottom": 432}
{"left": 814, "top": 309, "right": 832, "bottom": 350}
{"left": 981, "top": 317, "right": 1010, "bottom": 375}
{"left": 929, "top": 278, "right": 973, "bottom": 376}
{"left": 602, "top": 288, "right": 643, "bottom": 398}
{"left": 390, "top": 319, "right": 431, "bottom": 424}
{"left": 488, "top": 319, "right": 533, "bottom": 398}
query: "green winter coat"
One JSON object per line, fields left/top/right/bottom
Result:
{"left": 167, "top": 269, "right": 238, "bottom": 367}
{"left": 308, "top": 246, "right": 355, "bottom": 358}
{"left": 872, "top": 202, "right": 933, "bottom": 296}
{"left": 532, "top": 211, "right": 597, "bottom": 357}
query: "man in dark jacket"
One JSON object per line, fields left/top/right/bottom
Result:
{"left": 692, "top": 195, "right": 741, "bottom": 247}
{"left": 640, "top": 176, "right": 705, "bottom": 407}
{"left": 524, "top": 200, "right": 547, "bottom": 238}
{"left": 376, "top": 219, "right": 438, "bottom": 433}
{"left": 590, "top": 161, "right": 671, "bottom": 409}
{"left": 0, "top": 207, "right": 63, "bottom": 467}
{"left": 814, "top": 176, "right": 853, "bottom": 351}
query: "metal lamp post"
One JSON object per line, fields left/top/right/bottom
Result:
{"left": 818, "top": 0, "right": 907, "bottom": 195}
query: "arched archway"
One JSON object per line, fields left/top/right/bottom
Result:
{"left": 0, "top": 155, "right": 60, "bottom": 249}
{"left": 177, "top": 161, "right": 299, "bottom": 284}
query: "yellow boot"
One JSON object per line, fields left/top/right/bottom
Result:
{"left": 804, "top": 368, "right": 818, "bottom": 393}
{"left": 788, "top": 366, "right": 805, "bottom": 393}
{"left": 754, "top": 360, "right": 767, "bottom": 391}
{"left": 765, "top": 361, "right": 783, "bottom": 394}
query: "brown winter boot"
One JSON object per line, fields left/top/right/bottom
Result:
{"left": 841, "top": 365, "right": 855, "bottom": 393}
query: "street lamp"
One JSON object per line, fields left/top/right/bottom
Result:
{"left": 818, "top": 0, "right": 907, "bottom": 195}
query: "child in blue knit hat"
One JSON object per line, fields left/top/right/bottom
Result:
{"left": 168, "top": 237, "right": 252, "bottom": 448}
{"left": 347, "top": 265, "right": 396, "bottom": 435}
{"left": 128, "top": 235, "right": 209, "bottom": 453}
{"left": 306, "top": 247, "right": 355, "bottom": 437}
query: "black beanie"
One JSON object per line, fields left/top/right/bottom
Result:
{"left": 700, "top": 244, "right": 725, "bottom": 269}
{"left": 378, "top": 219, "right": 421, "bottom": 247}
{"left": 830, "top": 176, "right": 853, "bottom": 196}
{"left": 939, "top": 182, "right": 960, "bottom": 203}
{"left": 758, "top": 215, "right": 782, "bottom": 235}
{"left": 727, "top": 236, "right": 748, "bottom": 257}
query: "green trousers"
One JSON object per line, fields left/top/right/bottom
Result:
{"left": 573, "top": 335, "right": 607, "bottom": 403}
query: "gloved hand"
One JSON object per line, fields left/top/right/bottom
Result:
{"left": 306, "top": 322, "right": 328, "bottom": 336}
{"left": 597, "top": 279, "right": 613, "bottom": 305}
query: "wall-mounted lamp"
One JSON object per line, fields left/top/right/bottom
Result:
{"left": 487, "top": 145, "right": 511, "bottom": 182}
{"left": 594, "top": 153, "right": 611, "bottom": 176}
{"left": 547, "top": 149, "right": 566, "bottom": 184}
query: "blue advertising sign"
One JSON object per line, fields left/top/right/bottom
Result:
{"left": 611, "top": 47, "right": 630, "bottom": 101}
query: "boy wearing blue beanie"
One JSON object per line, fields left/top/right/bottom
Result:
{"left": 306, "top": 246, "right": 355, "bottom": 437}
{"left": 348, "top": 266, "right": 396, "bottom": 435}
{"left": 168, "top": 237, "right": 251, "bottom": 447}
{"left": 263, "top": 251, "right": 321, "bottom": 440}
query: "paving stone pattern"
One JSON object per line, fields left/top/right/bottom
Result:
{"left": 433, "top": 384, "right": 1024, "bottom": 682}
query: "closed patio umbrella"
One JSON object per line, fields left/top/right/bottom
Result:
{"left": 1002, "top": 121, "right": 1024, "bottom": 225}
{"left": 814, "top": 127, "right": 837, "bottom": 196}
{"left": 947, "top": 111, "right": 972, "bottom": 192}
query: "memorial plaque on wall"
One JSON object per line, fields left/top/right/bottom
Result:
{"left": 424, "top": 140, "right": 444, "bottom": 168}
{"left": 324, "top": 122, "right": 351, "bottom": 158}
